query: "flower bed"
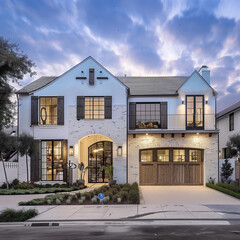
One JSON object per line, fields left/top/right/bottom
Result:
{"left": 0, "top": 209, "right": 38, "bottom": 222}
{"left": 19, "top": 183, "right": 140, "bottom": 205}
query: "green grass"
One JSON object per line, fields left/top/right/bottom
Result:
{"left": 206, "top": 183, "right": 240, "bottom": 199}
{"left": 0, "top": 209, "right": 38, "bottom": 222}
{"left": 0, "top": 186, "right": 84, "bottom": 195}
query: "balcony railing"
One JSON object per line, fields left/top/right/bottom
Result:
{"left": 133, "top": 114, "right": 216, "bottom": 131}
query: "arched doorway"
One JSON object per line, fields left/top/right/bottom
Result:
{"left": 88, "top": 141, "right": 112, "bottom": 183}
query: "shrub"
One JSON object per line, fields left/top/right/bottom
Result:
{"left": 104, "top": 191, "right": 113, "bottom": 200}
{"left": 0, "top": 209, "right": 38, "bottom": 222}
{"left": 117, "top": 197, "right": 122, "bottom": 203}
{"left": 78, "top": 199, "right": 84, "bottom": 204}
{"left": 129, "top": 189, "right": 139, "bottom": 204}
{"left": 102, "top": 197, "right": 109, "bottom": 204}
{"left": 11, "top": 179, "right": 20, "bottom": 187}
{"left": 99, "top": 185, "right": 109, "bottom": 192}
{"left": 120, "top": 191, "right": 128, "bottom": 201}
{"left": 109, "top": 188, "right": 118, "bottom": 195}
{"left": 217, "top": 183, "right": 240, "bottom": 193}
{"left": 112, "top": 194, "right": 121, "bottom": 203}
{"left": 122, "top": 183, "right": 131, "bottom": 190}
{"left": 82, "top": 192, "right": 91, "bottom": 200}
{"left": 93, "top": 189, "right": 100, "bottom": 196}
{"left": 111, "top": 185, "right": 120, "bottom": 191}
{"left": 76, "top": 192, "right": 81, "bottom": 199}
{"left": 207, "top": 183, "right": 240, "bottom": 199}
{"left": 53, "top": 183, "right": 61, "bottom": 188}
{"left": 66, "top": 198, "right": 72, "bottom": 205}
{"left": 56, "top": 199, "right": 62, "bottom": 205}
{"left": 221, "top": 159, "right": 234, "bottom": 183}
{"left": 91, "top": 197, "right": 98, "bottom": 203}
{"left": 81, "top": 196, "right": 86, "bottom": 201}
{"left": 1, "top": 182, "right": 7, "bottom": 189}
{"left": 47, "top": 199, "right": 53, "bottom": 205}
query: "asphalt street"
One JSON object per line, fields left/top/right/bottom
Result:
{"left": 1, "top": 223, "right": 240, "bottom": 240}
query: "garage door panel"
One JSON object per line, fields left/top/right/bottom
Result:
{"left": 140, "top": 163, "right": 156, "bottom": 185}
{"left": 157, "top": 164, "right": 172, "bottom": 185}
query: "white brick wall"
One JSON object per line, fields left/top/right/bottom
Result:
{"left": 128, "top": 133, "right": 218, "bottom": 184}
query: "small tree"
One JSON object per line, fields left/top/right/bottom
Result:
{"left": 0, "top": 132, "right": 17, "bottom": 189}
{"left": 221, "top": 159, "right": 234, "bottom": 183}
{"left": 18, "top": 133, "right": 35, "bottom": 185}
{"left": 226, "top": 134, "right": 240, "bottom": 185}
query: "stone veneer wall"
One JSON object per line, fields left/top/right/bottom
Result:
{"left": 68, "top": 105, "right": 127, "bottom": 184}
{"left": 128, "top": 133, "right": 218, "bottom": 184}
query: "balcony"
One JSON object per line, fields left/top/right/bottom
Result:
{"left": 130, "top": 114, "right": 216, "bottom": 132}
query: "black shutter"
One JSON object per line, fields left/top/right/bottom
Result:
{"left": 129, "top": 102, "right": 136, "bottom": 130}
{"left": 31, "top": 96, "right": 38, "bottom": 125}
{"left": 77, "top": 96, "right": 85, "bottom": 120}
{"left": 104, "top": 96, "right": 112, "bottom": 119}
{"left": 63, "top": 140, "right": 68, "bottom": 182}
{"left": 30, "top": 140, "right": 41, "bottom": 182}
{"left": 89, "top": 68, "right": 94, "bottom": 85}
{"left": 57, "top": 96, "right": 64, "bottom": 125}
{"left": 160, "top": 102, "right": 168, "bottom": 129}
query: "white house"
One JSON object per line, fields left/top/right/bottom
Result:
{"left": 217, "top": 101, "right": 240, "bottom": 181}
{"left": 16, "top": 57, "right": 219, "bottom": 185}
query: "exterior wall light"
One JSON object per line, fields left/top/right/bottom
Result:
{"left": 69, "top": 146, "right": 74, "bottom": 156}
{"left": 205, "top": 100, "right": 208, "bottom": 104}
{"left": 182, "top": 100, "right": 185, "bottom": 104}
{"left": 117, "top": 146, "right": 122, "bottom": 156}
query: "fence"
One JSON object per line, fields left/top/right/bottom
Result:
{"left": 0, "top": 161, "right": 18, "bottom": 186}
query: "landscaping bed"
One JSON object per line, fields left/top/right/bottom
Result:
{"left": 0, "top": 209, "right": 38, "bottom": 222}
{"left": 19, "top": 183, "right": 140, "bottom": 205}
{"left": 0, "top": 180, "right": 86, "bottom": 195}
{"left": 206, "top": 183, "right": 240, "bottom": 199}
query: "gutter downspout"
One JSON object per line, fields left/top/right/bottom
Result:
{"left": 215, "top": 94, "right": 219, "bottom": 183}
{"left": 16, "top": 93, "right": 19, "bottom": 180}
{"left": 126, "top": 88, "right": 129, "bottom": 184}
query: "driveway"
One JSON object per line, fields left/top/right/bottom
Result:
{"left": 140, "top": 186, "right": 240, "bottom": 205}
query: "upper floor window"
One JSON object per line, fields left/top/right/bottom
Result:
{"left": 85, "top": 97, "right": 104, "bottom": 119}
{"left": 186, "top": 96, "right": 204, "bottom": 130}
{"left": 136, "top": 103, "right": 160, "bottom": 129}
{"left": 40, "top": 97, "right": 57, "bottom": 125}
{"left": 229, "top": 113, "right": 234, "bottom": 131}
{"left": 77, "top": 96, "right": 112, "bottom": 120}
{"left": 129, "top": 102, "right": 167, "bottom": 130}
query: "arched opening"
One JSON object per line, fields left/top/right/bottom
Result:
{"left": 88, "top": 141, "right": 112, "bottom": 183}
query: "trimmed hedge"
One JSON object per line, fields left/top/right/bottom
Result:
{"left": 206, "top": 183, "right": 240, "bottom": 199}
{"left": 0, "top": 209, "right": 38, "bottom": 222}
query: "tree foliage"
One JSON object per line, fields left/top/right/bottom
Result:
{"left": 226, "top": 134, "right": 240, "bottom": 158}
{"left": 221, "top": 159, "right": 234, "bottom": 183}
{"left": 0, "top": 36, "right": 36, "bottom": 131}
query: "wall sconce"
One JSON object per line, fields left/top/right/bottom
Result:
{"left": 117, "top": 146, "right": 122, "bottom": 156}
{"left": 205, "top": 100, "right": 208, "bottom": 104}
{"left": 182, "top": 100, "right": 185, "bottom": 104}
{"left": 69, "top": 146, "right": 74, "bottom": 156}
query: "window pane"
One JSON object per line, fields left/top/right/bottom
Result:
{"left": 40, "top": 97, "right": 57, "bottom": 125}
{"left": 173, "top": 149, "right": 185, "bottom": 162}
{"left": 141, "top": 150, "right": 153, "bottom": 162}
{"left": 189, "top": 150, "right": 202, "bottom": 162}
{"left": 157, "top": 149, "right": 169, "bottom": 162}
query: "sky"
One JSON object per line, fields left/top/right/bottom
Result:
{"left": 1, "top": 0, "right": 240, "bottom": 112}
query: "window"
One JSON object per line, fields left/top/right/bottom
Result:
{"left": 223, "top": 148, "right": 231, "bottom": 159}
{"left": 85, "top": 97, "right": 104, "bottom": 119}
{"left": 140, "top": 150, "right": 153, "bottom": 162}
{"left": 157, "top": 149, "right": 169, "bottom": 162}
{"left": 189, "top": 150, "right": 202, "bottom": 162}
{"left": 136, "top": 103, "right": 160, "bottom": 129}
{"left": 229, "top": 113, "right": 234, "bottom": 131}
{"left": 173, "top": 149, "right": 185, "bottom": 162}
{"left": 41, "top": 140, "right": 63, "bottom": 181}
{"left": 40, "top": 97, "right": 57, "bottom": 125}
{"left": 186, "top": 96, "right": 204, "bottom": 129}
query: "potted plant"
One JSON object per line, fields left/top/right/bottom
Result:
{"left": 77, "top": 162, "right": 92, "bottom": 185}
{"left": 103, "top": 165, "right": 116, "bottom": 185}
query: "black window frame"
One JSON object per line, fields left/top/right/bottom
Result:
{"left": 229, "top": 113, "right": 234, "bottom": 131}
{"left": 40, "top": 140, "right": 64, "bottom": 181}
{"left": 186, "top": 95, "right": 204, "bottom": 130}
{"left": 39, "top": 97, "right": 58, "bottom": 125}
{"left": 84, "top": 96, "right": 105, "bottom": 119}
{"left": 135, "top": 102, "right": 161, "bottom": 129}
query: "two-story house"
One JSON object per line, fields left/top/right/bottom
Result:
{"left": 16, "top": 56, "right": 219, "bottom": 186}
{"left": 217, "top": 101, "right": 240, "bottom": 181}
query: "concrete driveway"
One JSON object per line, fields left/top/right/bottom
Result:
{"left": 140, "top": 186, "right": 240, "bottom": 205}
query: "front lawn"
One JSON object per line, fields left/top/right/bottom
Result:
{"left": 0, "top": 209, "right": 38, "bottom": 222}
{"left": 206, "top": 183, "right": 240, "bottom": 199}
{"left": 19, "top": 183, "right": 140, "bottom": 205}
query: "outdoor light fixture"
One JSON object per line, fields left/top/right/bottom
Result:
{"left": 205, "top": 100, "right": 208, "bottom": 104}
{"left": 117, "top": 146, "right": 122, "bottom": 156}
{"left": 182, "top": 100, "right": 185, "bottom": 104}
{"left": 69, "top": 146, "right": 74, "bottom": 156}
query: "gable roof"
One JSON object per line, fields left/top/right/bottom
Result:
{"left": 118, "top": 76, "right": 188, "bottom": 96}
{"left": 217, "top": 101, "right": 240, "bottom": 119}
{"left": 16, "top": 76, "right": 58, "bottom": 94}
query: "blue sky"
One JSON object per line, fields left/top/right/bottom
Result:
{"left": 1, "top": 0, "right": 240, "bottom": 111}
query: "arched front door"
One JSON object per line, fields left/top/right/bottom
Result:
{"left": 88, "top": 141, "right": 112, "bottom": 183}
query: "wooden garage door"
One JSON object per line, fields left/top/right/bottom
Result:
{"left": 139, "top": 148, "right": 204, "bottom": 185}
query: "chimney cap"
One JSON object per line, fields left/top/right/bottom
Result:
{"left": 199, "top": 65, "right": 209, "bottom": 72}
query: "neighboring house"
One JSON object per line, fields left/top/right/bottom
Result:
{"left": 217, "top": 101, "right": 240, "bottom": 181}
{"left": 16, "top": 57, "right": 218, "bottom": 186}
